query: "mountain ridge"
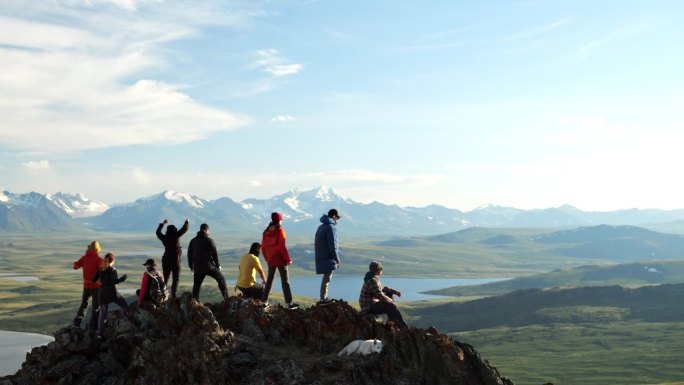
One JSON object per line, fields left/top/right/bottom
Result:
{"left": 4, "top": 187, "right": 684, "bottom": 234}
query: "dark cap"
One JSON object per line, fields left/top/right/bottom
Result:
{"left": 200, "top": 223, "right": 209, "bottom": 231}
{"left": 328, "top": 209, "right": 341, "bottom": 218}
{"left": 143, "top": 258, "right": 156, "bottom": 266}
{"left": 369, "top": 261, "right": 383, "bottom": 274}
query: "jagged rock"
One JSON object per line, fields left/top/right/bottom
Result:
{"left": 1, "top": 293, "right": 514, "bottom": 384}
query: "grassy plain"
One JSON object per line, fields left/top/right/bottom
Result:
{"left": 3, "top": 230, "right": 684, "bottom": 385}
{"left": 454, "top": 322, "right": 684, "bottom": 385}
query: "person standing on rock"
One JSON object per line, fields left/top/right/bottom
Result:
{"left": 359, "top": 261, "right": 408, "bottom": 329}
{"left": 261, "top": 212, "right": 299, "bottom": 309}
{"left": 156, "top": 218, "right": 189, "bottom": 299}
{"left": 93, "top": 253, "right": 129, "bottom": 338}
{"left": 188, "top": 223, "right": 229, "bottom": 302}
{"left": 236, "top": 242, "right": 267, "bottom": 300}
{"left": 72, "top": 240, "right": 105, "bottom": 330}
{"left": 314, "top": 209, "right": 342, "bottom": 306}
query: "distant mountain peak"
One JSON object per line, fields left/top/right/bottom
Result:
{"left": 140, "top": 190, "right": 207, "bottom": 209}
{"left": 45, "top": 192, "right": 109, "bottom": 218}
{"left": 313, "top": 185, "right": 346, "bottom": 202}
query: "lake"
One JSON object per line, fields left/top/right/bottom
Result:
{"left": 280, "top": 275, "right": 508, "bottom": 302}
{"left": 0, "top": 330, "right": 53, "bottom": 376}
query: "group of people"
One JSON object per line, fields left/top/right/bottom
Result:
{"left": 72, "top": 208, "right": 408, "bottom": 337}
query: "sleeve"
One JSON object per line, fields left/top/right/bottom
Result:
{"left": 279, "top": 229, "right": 292, "bottom": 264}
{"left": 369, "top": 279, "right": 384, "bottom": 301}
{"left": 328, "top": 226, "right": 339, "bottom": 263}
{"left": 138, "top": 273, "right": 149, "bottom": 305}
{"left": 92, "top": 270, "right": 101, "bottom": 283}
{"left": 382, "top": 286, "right": 399, "bottom": 297}
{"left": 73, "top": 256, "right": 84, "bottom": 270}
{"left": 156, "top": 223, "right": 164, "bottom": 241}
{"left": 115, "top": 270, "right": 126, "bottom": 284}
{"left": 178, "top": 220, "right": 189, "bottom": 237}
{"left": 375, "top": 281, "right": 394, "bottom": 303}
{"left": 187, "top": 239, "right": 194, "bottom": 269}
{"left": 210, "top": 239, "right": 220, "bottom": 268}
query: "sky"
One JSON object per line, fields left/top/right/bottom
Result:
{"left": 1, "top": 0, "right": 683, "bottom": 211}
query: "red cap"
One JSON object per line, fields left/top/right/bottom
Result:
{"left": 271, "top": 212, "right": 283, "bottom": 223}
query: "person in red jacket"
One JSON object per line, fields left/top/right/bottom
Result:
{"left": 137, "top": 258, "right": 166, "bottom": 306}
{"left": 72, "top": 240, "right": 105, "bottom": 330}
{"left": 261, "top": 212, "right": 299, "bottom": 309}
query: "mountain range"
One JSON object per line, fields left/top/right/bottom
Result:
{"left": 3, "top": 186, "right": 684, "bottom": 235}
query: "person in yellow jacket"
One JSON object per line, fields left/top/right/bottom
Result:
{"left": 236, "top": 242, "right": 267, "bottom": 301}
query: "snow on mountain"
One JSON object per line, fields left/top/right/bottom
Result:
{"left": 46, "top": 192, "right": 110, "bottom": 218}
{"left": 138, "top": 190, "right": 207, "bottom": 208}
{"left": 0, "top": 191, "right": 82, "bottom": 230}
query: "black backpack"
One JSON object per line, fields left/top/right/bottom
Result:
{"left": 146, "top": 271, "right": 168, "bottom": 304}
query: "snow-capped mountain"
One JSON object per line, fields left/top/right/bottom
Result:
{"left": 241, "top": 186, "right": 353, "bottom": 224}
{"left": 5, "top": 187, "right": 684, "bottom": 235}
{"left": 84, "top": 190, "right": 256, "bottom": 232}
{"left": 0, "top": 191, "right": 82, "bottom": 231}
{"left": 46, "top": 192, "right": 110, "bottom": 218}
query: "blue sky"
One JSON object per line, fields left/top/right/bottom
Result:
{"left": 1, "top": 0, "right": 683, "bottom": 211}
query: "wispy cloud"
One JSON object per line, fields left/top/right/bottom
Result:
{"left": 0, "top": 2, "right": 256, "bottom": 153}
{"left": 578, "top": 18, "right": 653, "bottom": 58}
{"left": 22, "top": 160, "right": 50, "bottom": 170}
{"left": 401, "top": 18, "right": 570, "bottom": 52}
{"left": 271, "top": 115, "right": 295, "bottom": 122}
{"left": 253, "top": 49, "right": 303, "bottom": 77}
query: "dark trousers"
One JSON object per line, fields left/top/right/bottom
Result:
{"left": 192, "top": 267, "right": 228, "bottom": 301}
{"left": 74, "top": 287, "right": 100, "bottom": 330}
{"left": 238, "top": 283, "right": 265, "bottom": 300}
{"left": 98, "top": 296, "right": 129, "bottom": 336}
{"left": 262, "top": 265, "right": 293, "bottom": 303}
{"left": 367, "top": 301, "right": 409, "bottom": 329}
{"left": 162, "top": 258, "right": 180, "bottom": 298}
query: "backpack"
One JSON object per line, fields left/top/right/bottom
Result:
{"left": 145, "top": 271, "right": 168, "bottom": 304}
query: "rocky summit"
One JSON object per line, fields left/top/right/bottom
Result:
{"left": 1, "top": 293, "right": 514, "bottom": 385}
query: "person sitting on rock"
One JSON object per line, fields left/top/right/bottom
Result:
{"left": 236, "top": 242, "right": 267, "bottom": 300}
{"left": 93, "top": 253, "right": 129, "bottom": 338}
{"left": 137, "top": 258, "right": 167, "bottom": 306}
{"left": 359, "top": 261, "right": 408, "bottom": 329}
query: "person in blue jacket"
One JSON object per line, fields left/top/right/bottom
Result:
{"left": 314, "top": 209, "right": 342, "bottom": 305}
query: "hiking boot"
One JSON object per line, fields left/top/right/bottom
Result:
{"left": 287, "top": 303, "right": 300, "bottom": 310}
{"left": 260, "top": 302, "right": 270, "bottom": 309}
{"left": 317, "top": 298, "right": 334, "bottom": 306}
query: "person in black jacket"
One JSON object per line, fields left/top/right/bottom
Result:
{"left": 93, "top": 253, "right": 129, "bottom": 338}
{"left": 188, "top": 223, "right": 229, "bottom": 302}
{"left": 156, "top": 218, "right": 189, "bottom": 299}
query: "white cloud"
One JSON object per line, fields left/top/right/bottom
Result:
{"left": 247, "top": 180, "right": 262, "bottom": 187}
{"left": 0, "top": 3, "right": 253, "bottom": 153}
{"left": 271, "top": 115, "right": 295, "bottom": 122}
{"left": 253, "top": 49, "right": 303, "bottom": 77}
{"left": 22, "top": 160, "right": 50, "bottom": 170}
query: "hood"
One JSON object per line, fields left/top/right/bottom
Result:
{"left": 319, "top": 214, "right": 335, "bottom": 225}
{"left": 84, "top": 249, "right": 99, "bottom": 259}
{"left": 196, "top": 231, "right": 208, "bottom": 238}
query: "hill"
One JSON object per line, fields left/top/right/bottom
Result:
{"left": 0, "top": 294, "right": 514, "bottom": 385}
{"left": 409, "top": 283, "right": 684, "bottom": 333}
{"left": 425, "top": 261, "right": 684, "bottom": 297}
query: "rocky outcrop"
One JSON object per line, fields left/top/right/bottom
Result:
{"left": 1, "top": 293, "right": 514, "bottom": 385}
